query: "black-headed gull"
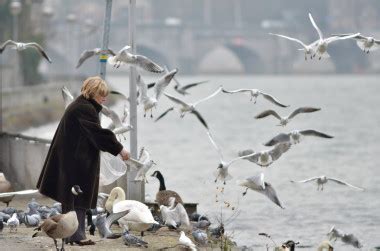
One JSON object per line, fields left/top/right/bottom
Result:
{"left": 264, "top": 129, "right": 333, "bottom": 146}
{"left": 238, "top": 142, "right": 291, "bottom": 167}
{"left": 108, "top": 45, "right": 164, "bottom": 73}
{"left": 156, "top": 87, "right": 222, "bottom": 129}
{"left": 308, "top": 13, "right": 360, "bottom": 60}
{"left": 160, "top": 197, "right": 190, "bottom": 230}
{"left": 101, "top": 104, "right": 133, "bottom": 139}
{"left": 327, "top": 226, "right": 363, "bottom": 249}
{"left": 254, "top": 107, "right": 321, "bottom": 126}
{"left": 332, "top": 33, "right": 380, "bottom": 53}
{"left": 76, "top": 48, "right": 115, "bottom": 68}
{"left": 179, "top": 231, "right": 197, "bottom": 251}
{"left": 237, "top": 173, "right": 284, "bottom": 209}
{"left": 269, "top": 33, "right": 318, "bottom": 60}
{"left": 222, "top": 88, "right": 288, "bottom": 107}
{"left": 0, "top": 40, "right": 52, "bottom": 63}
{"left": 291, "top": 175, "right": 364, "bottom": 191}
{"left": 137, "top": 69, "right": 177, "bottom": 118}
{"left": 61, "top": 86, "right": 74, "bottom": 109}
{"left": 126, "top": 147, "right": 156, "bottom": 183}
{"left": 207, "top": 131, "right": 255, "bottom": 184}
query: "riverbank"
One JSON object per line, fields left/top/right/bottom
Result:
{"left": 0, "top": 193, "right": 240, "bottom": 251}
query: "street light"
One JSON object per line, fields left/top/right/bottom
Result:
{"left": 10, "top": 0, "right": 22, "bottom": 41}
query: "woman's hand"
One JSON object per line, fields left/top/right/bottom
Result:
{"left": 120, "top": 148, "right": 130, "bottom": 161}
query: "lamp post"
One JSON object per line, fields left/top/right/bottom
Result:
{"left": 66, "top": 13, "right": 77, "bottom": 78}
{"left": 9, "top": 0, "right": 22, "bottom": 86}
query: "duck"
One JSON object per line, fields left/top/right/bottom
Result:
{"left": 32, "top": 185, "right": 82, "bottom": 251}
{"left": 317, "top": 240, "right": 334, "bottom": 251}
{"left": 105, "top": 187, "right": 158, "bottom": 236}
{"left": 0, "top": 172, "right": 15, "bottom": 207}
{"left": 151, "top": 170, "right": 183, "bottom": 206}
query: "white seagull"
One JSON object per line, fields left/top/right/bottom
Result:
{"left": 101, "top": 104, "right": 133, "bottom": 139}
{"left": 291, "top": 175, "right": 364, "bottom": 191}
{"left": 179, "top": 231, "right": 197, "bottom": 251}
{"left": 108, "top": 45, "right": 164, "bottom": 73}
{"left": 238, "top": 142, "right": 291, "bottom": 167}
{"left": 269, "top": 33, "right": 318, "bottom": 60}
{"left": 76, "top": 48, "right": 115, "bottom": 68}
{"left": 264, "top": 129, "right": 333, "bottom": 146}
{"left": 0, "top": 40, "right": 52, "bottom": 63}
{"left": 207, "top": 131, "right": 255, "bottom": 184}
{"left": 137, "top": 69, "right": 178, "bottom": 118}
{"left": 237, "top": 173, "right": 284, "bottom": 209}
{"left": 61, "top": 86, "right": 74, "bottom": 109}
{"left": 254, "top": 107, "right": 321, "bottom": 126}
{"left": 222, "top": 88, "right": 288, "bottom": 107}
{"left": 308, "top": 13, "right": 360, "bottom": 60}
{"left": 327, "top": 226, "right": 363, "bottom": 249}
{"left": 332, "top": 33, "right": 380, "bottom": 53}
{"left": 160, "top": 197, "right": 190, "bottom": 230}
{"left": 156, "top": 87, "right": 222, "bottom": 129}
{"left": 126, "top": 147, "right": 156, "bottom": 183}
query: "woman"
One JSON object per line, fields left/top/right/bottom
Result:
{"left": 37, "top": 76, "right": 130, "bottom": 245}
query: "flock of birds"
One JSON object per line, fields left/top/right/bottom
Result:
{"left": 0, "top": 11, "right": 378, "bottom": 251}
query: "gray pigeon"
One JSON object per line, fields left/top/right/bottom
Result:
{"left": 122, "top": 230, "right": 148, "bottom": 248}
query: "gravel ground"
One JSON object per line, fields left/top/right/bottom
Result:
{"left": 0, "top": 193, "right": 237, "bottom": 251}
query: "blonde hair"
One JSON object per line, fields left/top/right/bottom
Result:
{"left": 81, "top": 76, "right": 109, "bottom": 99}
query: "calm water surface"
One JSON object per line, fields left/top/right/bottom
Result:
{"left": 24, "top": 75, "right": 380, "bottom": 250}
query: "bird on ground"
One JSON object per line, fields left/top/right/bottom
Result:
{"left": 0, "top": 172, "right": 14, "bottom": 207}
{"left": 332, "top": 33, "right": 380, "bottom": 53}
{"left": 237, "top": 173, "right": 285, "bottom": 209}
{"left": 0, "top": 40, "right": 52, "bottom": 63}
{"left": 179, "top": 231, "right": 197, "bottom": 251}
{"left": 308, "top": 13, "right": 360, "bottom": 60}
{"left": 122, "top": 230, "right": 149, "bottom": 248}
{"left": 291, "top": 175, "right": 364, "bottom": 191}
{"left": 76, "top": 48, "right": 115, "bottom": 68}
{"left": 238, "top": 142, "right": 291, "bottom": 167}
{"left": 317, "top": 240, "right": 334, "bottom": 251}
{"left": 156, "top": 86, "right": 222, "bottom": 129}
{"left": 95, "top": 210, "right": 130, "bottom": 239}
{"left": 105, "top": 187, "right": 158, "bottom": 237}
{"left": 269, "top": 33, "right": 318, "bottom": 60}
{"left": 222, "top": 87, "right": 288, "bottom": 107}
{"left": 5, "top": 212, "right": 20, "bottom": 232}
{"left": 254, "top": 107, "right": 321, "bottom": 126}
{"left": 108, "top": 45, "right": 164, "bottom": 73}
{"left": 160, "top": 197, "right": 190, "bottom": 230}
{"left": 150, "top": 170, "right": 183, "bottom": 206}
{"left": 206, "top": 130, "right": 255, "bottom": 184}
{"left": 264, "top": 129, "right": 333, "bottom": 146}
{"left": 137, "top": 69, "right": 178, "bottom": 118}
{"left": 192, "top": 229, "right": 208, "bottom": 245}
{"left": 32, "top": 185, "right": 82, "bottom": 251}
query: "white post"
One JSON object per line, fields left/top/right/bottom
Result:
{"left": 124, "top": 0, "right": 144, "bottom": 202}
{"left": 99, "top": 0, "right": 113, "bottom": 79}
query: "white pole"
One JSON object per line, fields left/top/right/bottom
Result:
{"left": 99, "top": 0, "right": 112, "bottom": 79}
{"left": 126, "top": 0, "right": 144, "bottom": 201}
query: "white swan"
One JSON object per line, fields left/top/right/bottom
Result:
{"left": 105, "top": 187, "right": 158, "bottom": 236}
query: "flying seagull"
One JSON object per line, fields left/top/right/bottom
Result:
{"left": 308, "top": 13, "right": 360, "bottom": 60}
{"left": 0, "top": 40, "right": 52, "bottom": 63}
{"left": 264, "top": 129, "right": 333, "bottom": 146}
{"left": 254, "top": 107, "right": 321, "bottom": 126}
{"left": 101, "top": 104, "right": 133, "bottom": 139}
{"left": 76, "top": 48, "right": 115, "bottom": 68}
{"left": 155, "top": 87, "right": 222, "bottom": 129}
{"left": 108, "top": 45, "right": 164, "bottom": 73}
{"left": 222, "top": 88, "right": 288, "bottom": 107}
{"left": 291, "top": 175, "right": 364, "bottom": 191}
{"left": 269, "top": 33, "right": 318, "bottom": 60}
{"left": 237, "top": 173, "right": 284, "bottom": 209}
{"left": 137, "top": 69, "right": 177, "bottom": 118}
{"left": 238, "top": 142, "right": 291, "bottom": 167}
{"left": 331, "top": 33, "right": 380, "bottom": 53}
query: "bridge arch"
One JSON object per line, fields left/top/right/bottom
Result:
{"left": 224, "top": 43, "right": 264, "bottom": 73}
{"left": 136, "top": 44, "right": 170, "bottom": 69}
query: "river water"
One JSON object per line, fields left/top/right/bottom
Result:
{"left": 23, "top": 74, "right": 380, "bottom": 250}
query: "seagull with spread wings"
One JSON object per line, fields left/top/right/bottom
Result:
{"left": 238, "top": 142, "right": 291, "bottom": 167}
{"left": 137, "top": 69, "right": 177, "bottom": 118}
{"left": 126, "top": 147, "right": 156, "bottom": 183}
{"left": 269, "top": 33, "right": 318, "bottom": 60}
{"left": 76, "top": 48, "right": 115, "bottom": 68}
{"left": 0, "top": 40, "right": 52, "bottom": 63}
{"left": 101, "top": 104, "right": 133, "bottom": 140}
{"left": 264, "top": 129, "right": 333, "bottom": 146}
{"left": 308, "top": 13, "right": 360, "bottom": 60}
{"left": 332, "top": 33, "right": 380, "bottom": 53}
{"left": 222, "top": 88, "right": 288, "bottom": 107}
{"left": 237, "top": 173, "right": 284, "bottom": 209}
{"left": 254, "top": 107, "right": 321, "bottom": 126}
{"left": 108, "top": 45, "right": 164, "bottom": 73}
{"left": 291, "top": 175, "right": 364, "bottom": 191}
{"left": 207, "top": 131, "right": 255, "bottom": 185}
{"left": 155, "top": 86, "right": 222, "bottom": 129}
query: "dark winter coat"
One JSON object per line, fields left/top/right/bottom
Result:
{"left": 37, "top": 95, "right": 123, "bottom": 209}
